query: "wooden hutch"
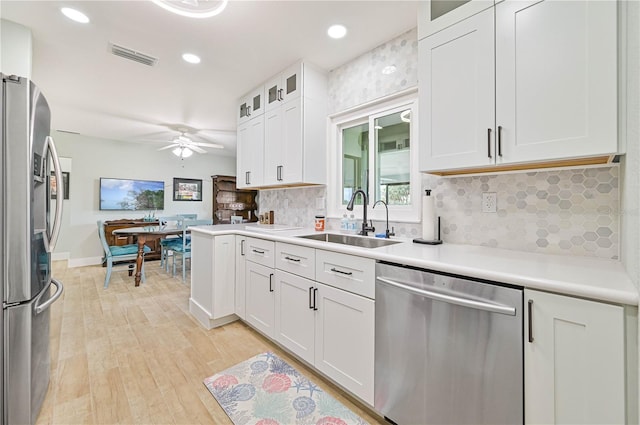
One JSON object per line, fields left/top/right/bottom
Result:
{"left": 212, "top": 175, "right": 258, "bottom": 224}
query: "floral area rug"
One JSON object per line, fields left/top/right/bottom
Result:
{"left": 203, "top": 352, "right": 370, "bottom": 425}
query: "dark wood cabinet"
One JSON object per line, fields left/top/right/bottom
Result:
{"left": 102, "top": 219, "right": 163, "bottom": 263}
{"left": 212, "top": 175, "right": 258, "bottom": 224}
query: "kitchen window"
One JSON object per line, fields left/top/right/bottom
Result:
{"left": 327, "top": 90, "right": 420, "bottom": 222}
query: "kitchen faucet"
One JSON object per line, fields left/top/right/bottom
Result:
{"left": 346, "top": 189, "right": 375, "bottom": 236}
{"left": 373, "top": 200, "right": 395, "bottom": 239}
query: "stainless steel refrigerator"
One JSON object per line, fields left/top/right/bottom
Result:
{"left": 1, "top": 74, "right": 65, "bottom": 424}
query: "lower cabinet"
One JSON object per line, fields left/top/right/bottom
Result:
{"left": 235, "top": 236, "right": 247, "bottom": 320}
{"left": 525, "top": 289, "right": 626, "bottom": 425}
{"left": 274, "top": 270, "right": 316, "bottom": 364}
{"left": 189, "top": 233, "right": 236, "bottom": 329}
{"left": 245, "top": 260, "right": 276, "bottom": 338}
{"left": 273, "top": 269, "right": 375, "bottom": 405}
{"left": 314, "top": 281, "right": 375, "bottom": 404}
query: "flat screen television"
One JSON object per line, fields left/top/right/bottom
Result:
{"left": 99, "top": 177, "right": 165, "bottom": 211}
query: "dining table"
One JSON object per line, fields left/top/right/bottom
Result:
{"left": 112, "top": 225, "right": 187, "bottom": 286}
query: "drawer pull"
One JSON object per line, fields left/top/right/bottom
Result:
{"left": 285, "top": 256, "right": 301, "bottom": 262}
{"left": 330, "top": 267, "right": 353, "bottom": 276}
{"left": 252, "top": 249, "right": 265, "bottom": 255}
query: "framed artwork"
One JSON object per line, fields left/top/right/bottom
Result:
{"left": 173, "top": 178, "right": 202, "bottom": 201}
{"left": 51, "top": 171, "right": 70, "bottom": 200}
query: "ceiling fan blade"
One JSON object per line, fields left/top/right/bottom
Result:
{"left": 192, "top": 142, "right": 224, "bottom": 149}
{"left": 158, "top": 144, "right": 179, "bottom": 151}
{"left": 190, "top": 145, "right": 207, "bottom": 154}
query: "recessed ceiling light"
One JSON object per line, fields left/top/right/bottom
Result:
{"left": 61, "top": 7, "right": 90, "bottom": 24}
{"left": 182, "top": 53, "right": 201, "bottom": 64}
{"left": 382, "top": 65, "right": 397, "bottom": 75}
{"left": 327, "top": 24, "right": 347, "bottom": 39}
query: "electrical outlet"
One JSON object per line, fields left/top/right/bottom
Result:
{"left": 482, "top": 192, "right": 497, "bottom": 213}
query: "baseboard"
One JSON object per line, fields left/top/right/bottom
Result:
{"left": 51, "top": 252, "right": 69, "bottom": 261}
{"left": 68, "top": 256, "right": 103, "bottom": 268}
{"left": 189, "top": 298, "right": 238, "bottom": 330}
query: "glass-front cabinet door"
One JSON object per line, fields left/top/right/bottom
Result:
{"left": 265, "top": 62, "right": 302, "bottom": 112}
{"left": 418, "top": 0, "right": 494, "bottom": 40}
{"left": 238, "top": 85, "right": 265, "bottom": 125}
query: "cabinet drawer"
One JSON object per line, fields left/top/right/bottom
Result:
{"left": 245, "top": 237, "right": 275, "bottom": 268}
{"left": 275, "top": 242, "right": 315, "bottom": 280}
{"left": 315, "top": 250, "right": 375, "bottom": 299}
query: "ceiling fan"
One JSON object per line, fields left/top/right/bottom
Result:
{"left": 157, "top": 132, "right": 224, "bottom": 158}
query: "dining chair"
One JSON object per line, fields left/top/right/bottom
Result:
{"left": 157, "top": 215, "right": 181, "bottom": 270}
{"left": 171, "top": 218, "right": 213, "bottom": 282}
{"left": 97, "top": 220, "right": 151, "bottom": 288}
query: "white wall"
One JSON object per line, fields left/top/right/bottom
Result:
{"left": 51, "top": 131, "right": 236, "bottom": 266}
{"left": 0, "top": 19, "right": 32, "bottom": 78}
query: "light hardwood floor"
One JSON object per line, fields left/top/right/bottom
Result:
{"left": 38, "top": 261, "right": 384, "bottom": 424}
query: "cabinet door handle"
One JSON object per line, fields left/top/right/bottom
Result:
{"left": 277, "top": 165, "right": 283, "bottom": 181}
{"left": 247, "top": 105, "right": 251, "bottom": 116}
{"left": 252, "top": 249, "right": 265, "bottom": 255}
{"left": 309, "top": 286, "right": 314, "bottom": 309}
{"left": 284, "top": 256, "right": 300, "bottom": 262}
{"left": 313, "top": 287, "right": 318, "bottom": 311}
{"left": 240, "top": 239, "right": 245, "bottom": 256}
{"left": 487, "top": 128, "right": 492, "bottom": 159}
{"left": 245, "top": 171, "right": 250, "bottom": 185}
{"left": 497, "top": 125, "right": 503, "bottom": 157}
{"left": 278, "top": 88, "right": 283, "bottom": 101}
{"left": 269, "top": 273, "right": 274, "bottom": 292}
{"left": 528, "top": 299, "right": 534, "bottom": 343}
{"left": 330, "top": 267, "right": 353, "bottom": 276}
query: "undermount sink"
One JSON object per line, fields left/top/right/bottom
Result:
{"left": 296, "top": 233, "right": 402, "bottom": 249}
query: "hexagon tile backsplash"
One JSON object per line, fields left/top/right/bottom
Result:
{"left": 424, "top": 166, "right": 620, "bottom": 259}
{"left": 258, "top": 166, "right": 620, "bottom": 260}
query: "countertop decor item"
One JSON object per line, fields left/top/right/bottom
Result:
{"left": 414, "top": 216, "right": 443, "bottom": 245}
{"left": 204, "top": 352, "right": 369, "bottom": 425}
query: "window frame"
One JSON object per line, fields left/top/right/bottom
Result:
{"left": 327, "top": 89, "right": 420, "bottom": 223}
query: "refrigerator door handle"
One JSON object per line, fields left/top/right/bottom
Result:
{"left": 47, "top": 135, "right": 64, "bottom": 252}
{"left": 34, "top": 278, "right": 63, "bottom": 315}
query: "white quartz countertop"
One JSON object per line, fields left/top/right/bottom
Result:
{"left": 190, "top": 223, "right": 639, "bottom": 306}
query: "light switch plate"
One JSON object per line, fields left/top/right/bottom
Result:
{"left": 482, "top": 192, "right": 497, "bottom": 213}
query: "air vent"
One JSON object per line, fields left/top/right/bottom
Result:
{"left": 109, "top": 43, "right": 158, "bottom": 66}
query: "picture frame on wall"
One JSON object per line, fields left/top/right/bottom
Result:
{"left": 173, "top": 178, "right": 202, "bottom": 201}
{"left": 50, "top": 171, "right": 70, "bottom": 200}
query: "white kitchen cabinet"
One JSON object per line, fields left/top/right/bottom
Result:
{"left": 315, "top": 281, "right": 375, "bottom": 405}
{"left": 524, "top": 289, "right": 625, "bottom": 425}
{"left": 245, "top": 260, "right": 276, "bottom": 338}
{"left": 419, "top": 0, "right": 618, "bottom": 174}
{"left": 417, "top": 0, "right": 494, "bottom": 40}
{"left": 236, "top": 114, "right": 264, "bottom": 188}
{"left": 238, "top": 60, "right": 327, "bottom": 188}
{"left": 275, "top": 242, "right": 315, "bottom": 280}
{"left": 245, "top": 237, "right": 275, "bottom": 268}
{"left": 189, "top": 233, "right": 237, "bottom": 330}
{"left": 237, "top": 84, "right": 265, "bottom": 125}
{"left": 235, "top": 235, "right": 246, "bottom": 320}
{"left": 274, "top": 270, "right": 316, "bottom": 364}
{"left": 265, "top": 62, "right": 302, "bottom": 112}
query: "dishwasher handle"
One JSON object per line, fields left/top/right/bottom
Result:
{"left": 377, "top": 276, "right": 516, "bottom": 316}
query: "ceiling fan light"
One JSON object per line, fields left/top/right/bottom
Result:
{"left": 151, "top": 0, "right": 228, "bottom": 19}
{"left": 172, "top": 147, "right": 183, "bottom": 156}
{"left": 182, "top": 147, "right": 193, "bottom": 157}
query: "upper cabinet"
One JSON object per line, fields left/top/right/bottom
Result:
{"left": 419, "top": 0, "right": 619, "bottom": 175}
{"left": 237, "top": 85, "right": 265, "bottom": 126}
{"left": 265, "top": 62, "right": 302, "bottom": 112}
{"left": 418, "top": 0, "right": 494, "bottom": 40}
{"left": 237, "top": 61, "right": 327, "bottom": 189}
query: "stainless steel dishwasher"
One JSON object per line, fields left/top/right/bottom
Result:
{"left": 375, "top": 262, "right": 523, "bottom": 425}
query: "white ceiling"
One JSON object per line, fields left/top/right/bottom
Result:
{"left": 1, "top": 0, "right": 418, "bottom": 157}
